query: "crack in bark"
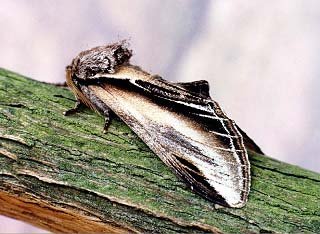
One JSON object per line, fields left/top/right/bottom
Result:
{"left": 273, "top": 183, "right": 318, "bottom": 198}
{"left": 253, "top": 163, "right": 320, "bottom": 183}
{"left": 252, "top": 188, "right": 297, "bottom": 208}
{"left": 53, "top": 94, "right": 75, "bottom": 101}
{"left": 0, "top": 102, "right": 27, "bottom": 108}
{"left": 218, "top": 210, "right": 262, "bottom": 231}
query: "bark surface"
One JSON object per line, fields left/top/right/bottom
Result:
{"left": 0, "top": 68, "right": 319, "bottom": 233}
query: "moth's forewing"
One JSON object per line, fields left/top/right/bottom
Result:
{"left": 85, "top": 66, "right": 250, "bottom": 208}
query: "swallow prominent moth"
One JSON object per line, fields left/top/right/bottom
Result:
{"left": 65, "top": 41, "right": 262, "bottom": 208}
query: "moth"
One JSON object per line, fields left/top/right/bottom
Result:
{"left": 65, "top": 41, "right": 263, "bottom": 208}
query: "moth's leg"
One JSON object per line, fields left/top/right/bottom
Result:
{"left": 63, "top": 100, "right": 85, "bottom": 116}
{"left": 88, "top": 94, "right": 113, "bottom": 133}
{"left": 102, "top": 108, "right": 111, "bottom": 133}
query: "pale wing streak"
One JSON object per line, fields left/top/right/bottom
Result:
{"left": 130, "top": 77, "right": 245, "bottom": 169}
{"left": 181, "top": 152, "right": 249, "bottom": 195}
{"left": 157, "top": 136, "right": 249, "bottom": 194}
{"left": 169, "top": 132, "right": 248, "bottom": 170}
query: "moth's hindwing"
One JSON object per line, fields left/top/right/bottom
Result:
{"left": 82, "top": 66, "right": 250, "bottom": 208}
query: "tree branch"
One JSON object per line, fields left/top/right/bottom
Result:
{"left": 0, "top": 68, "right": 319, "bottom": 233}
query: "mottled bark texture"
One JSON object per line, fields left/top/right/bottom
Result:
{"left": 0, "top": 68, "right": 319, "bottom": 233}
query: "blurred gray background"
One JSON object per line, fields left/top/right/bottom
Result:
{"left": 0, "top": 0, "right": 319, "bottom": 233}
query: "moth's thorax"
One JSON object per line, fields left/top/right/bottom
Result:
{"left": 69, "top": 40, "right": 132, "bottom": 80}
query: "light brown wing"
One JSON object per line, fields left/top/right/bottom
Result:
{"left": 86, "top": 67, "right": 250, "bottom": 207}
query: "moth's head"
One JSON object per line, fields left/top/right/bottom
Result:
{"left": 65, "top": 64, "right": 96, "bottom": 110}
{"left": 69, "top": 40, "right": 132, "bottom": 80}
